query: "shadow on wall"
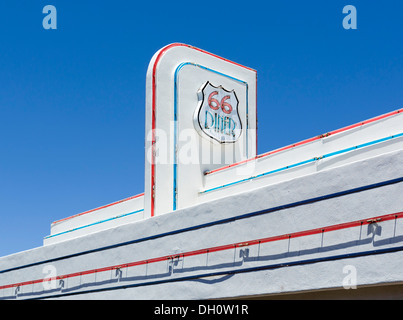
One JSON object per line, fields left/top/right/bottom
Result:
{"left": 3, "top": 221, "right": 401, "bottom": 300}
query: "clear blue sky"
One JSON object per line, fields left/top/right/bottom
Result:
{"left": 0, "top": 0, "right": 402, "bottom": 257}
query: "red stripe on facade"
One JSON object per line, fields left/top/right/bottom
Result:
{"left": 52, "top": 193, "right": 144, "bottom": 225}
{"left": 205, "top": 108, "right": 403, "bottom": 175}
{"left": 4, "top": 211, "right": 402, "bottom": 291}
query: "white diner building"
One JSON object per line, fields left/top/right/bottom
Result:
{"left": 1, "top": 44, "right": 403, "bottom": 299}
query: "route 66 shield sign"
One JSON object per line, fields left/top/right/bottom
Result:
{"left": 194, "top": 82, "right": 242, "bottom": 143}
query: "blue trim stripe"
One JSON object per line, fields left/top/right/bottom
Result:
{"left": 44, "top": 209, "right": 144, "bottom": 239}
{"left": 173, "top": 62, "right": 249, "bottom": 210}
{"left": 201, "top": 132, "right": 403, "bottom": 194}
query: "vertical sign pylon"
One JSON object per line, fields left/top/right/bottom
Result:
{"left": 144, "top": 43, "right": 257, "bottom": 218}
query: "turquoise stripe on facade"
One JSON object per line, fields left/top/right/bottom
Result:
{"left": 45, "top": 209, "right": 144, "bottom": 239}
{"left": 201, "top": 132, "right": 403, "bottom": 194}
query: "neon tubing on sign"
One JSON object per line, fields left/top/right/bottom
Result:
{"left": 204, "top": 108, "right": 403, "bottom": 175}
{"left": 173, "top": 62, "right": 249, "bottom": 210}
{"left": 200, "top": 131, "right": 403, "bottom": 194}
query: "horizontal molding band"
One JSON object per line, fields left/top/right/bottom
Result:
{"left": 204, "top": 108, "right": 403, "bottom": 175}
{"left": 22, "top": 244, "right": 403, "bottom": 300}
{"left": 44, "top": 209, "right": 144, "bottom": 239}
{"left": 51, "top": 193, "right": 144, "bottom": 225}
{"left": 201, "top": 132, "right": 403, "bottom": 194}
{"left": 1, "top": 176, "right": 402, "bottom": 275}
{"left": 2, "top": 210, "right": 403, "bottom": 293}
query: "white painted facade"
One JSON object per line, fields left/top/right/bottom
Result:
{"left": 1, "top": 44, "right": 403, "bottom": 299}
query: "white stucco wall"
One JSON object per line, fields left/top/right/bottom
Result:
{"left": 1, "top": 148, "right": 403, "bottom": 299}
{"left": 43, "top": 109, "right": 403, "bottom": 246}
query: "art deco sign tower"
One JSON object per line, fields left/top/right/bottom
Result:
{"left": 144, "top": 44, "right": 257, "bottom": 218}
